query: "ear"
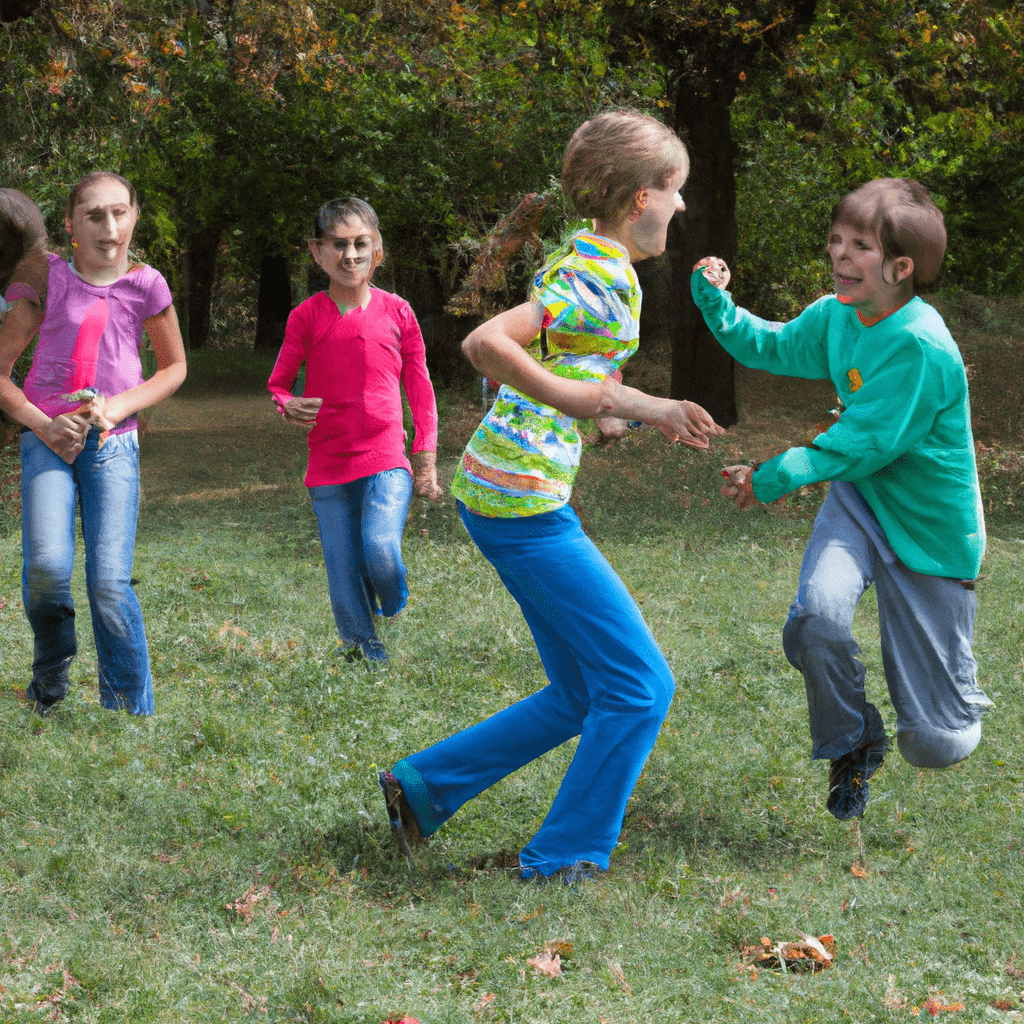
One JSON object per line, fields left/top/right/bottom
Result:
{"left": 893, "top": 255, "right": 914, "bottom": 285}
{"left": 307, "top": 239, "right": 322, "bottom": 263}
{"left": 628, "top": 188, "right": 649, "bottom": 223}
{"left": 372, "top": 247, "right": 384, "bottom": 270}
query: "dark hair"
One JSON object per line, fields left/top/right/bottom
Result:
{"left": 830, "top": 178, "right": 947, "bottom": 291}
{"left": 1, "top": 188, "right": 47, "bottom": 293}
{"left": 562, "top": 110, "right": 687, "bottom": 221}
{"left": 65, "top": 172, "right": 139, "bottom": 220}
{"left": 312, "top": 197, "right": 381, "bottom": 244}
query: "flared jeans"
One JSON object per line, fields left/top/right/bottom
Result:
{"left": 20, "top": 429, "right": 153, "bottom": 714}
{"left": 392, "top": 502, "right": 675, "bottom": 877}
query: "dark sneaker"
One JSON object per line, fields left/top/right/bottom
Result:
{"left": 378, "top": 770, "right": 422, "bottom": 864}
{"left": 827, "top": 707, "right": 889, "bottom": 820}
{"left": 26, "top": 659, "right": 72, "bottom": 715}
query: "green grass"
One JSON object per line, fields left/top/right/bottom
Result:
{"left": 0, "top": 337, "right": 1022, "bottom": 1023}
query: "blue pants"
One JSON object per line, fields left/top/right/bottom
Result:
{"left": 20, "top": 429, "right": 153, "bottom": 714}
{"left": 783, "top": 482, "right": 992, "bottom": 769}
{"left": 309, "top": 468, "right": 413, "bottom": 660}
{"left": 392, "top": 502, "right": 675, "bottom": 877}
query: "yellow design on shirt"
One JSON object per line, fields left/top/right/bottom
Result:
{"left": 848, "top": 368, "right": 863, "bottom": 392}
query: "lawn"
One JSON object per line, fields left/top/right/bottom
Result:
{"left": 0, "top": 297, "right": 1022, "bottom": 1023}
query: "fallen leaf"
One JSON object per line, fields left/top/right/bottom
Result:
{"left": 741, "top": 933, "right": 836, "bottom": 972}
{"left": 924, "top": 995, "right": 965, "bottom": 1015}
{"left": 527, "top": 952, "right": 562, "bottom": 978}
{"left": 851, "top": 861, "right": 870, "bottom": 878}
{"left": 606, "top": 961, "right": 633, "bottom": 995}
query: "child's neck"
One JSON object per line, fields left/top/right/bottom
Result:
{"left": 838, "top": 292, "right": 913, "bottom": 327}
{"left": 71, "top": 255, "right": 129, "bottom": 286}
{"left": 327, "top": 281, "right": 372, "bottom": 314}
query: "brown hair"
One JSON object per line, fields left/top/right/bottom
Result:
{"left": 562, "top": 110, "right": 688, "bottom": 221}
{"left": 830, "top": 178, "right": 947, "bottom": 291}
{"left": 1, "top": 188, "right": 47, "bottom": 292}
{"left": 65, "top": 171, "right": 139, "bottom": 219}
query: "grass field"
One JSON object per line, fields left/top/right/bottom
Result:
{"left": 0, "top": 297, "right": 1022, "bottom": 1023}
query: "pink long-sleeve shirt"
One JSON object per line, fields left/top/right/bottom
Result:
{"left": 267, "top": 288, "right": 438, "bottom": 487}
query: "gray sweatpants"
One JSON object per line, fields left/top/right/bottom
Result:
{"left": 782, "top": 481, "right": 992, "bottom": 769}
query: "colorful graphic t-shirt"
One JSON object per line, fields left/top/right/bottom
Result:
{"left": 451, "top": 232, "right": 640, "bottom": 517}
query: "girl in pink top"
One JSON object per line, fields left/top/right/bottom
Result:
{"left": 0, "top": 172, "right": 187, "bottom": 715}
{"left": 267, "top": 198, "right": 441, "bottom": 664}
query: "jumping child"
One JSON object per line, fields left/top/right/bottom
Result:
{"left": 0, "top": 172, "right": 187, "bottom": 715}
{"left": 267, "top": 197, "right": 441, "bottom": 665}
{"left": 379, "top": 110, "right": 724, "bottom": 881}
{"left": 693, "top": 177, "right": 991, "bottom": 820}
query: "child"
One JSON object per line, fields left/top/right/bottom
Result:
{"left": 1, "top": 187, "right": 47, "bottom": 312}
{"left": 379, "top": 110, "right": 724, "bottom": 881}
{"left": 0, "top": 171, "right": 187, "bottom": 715}
{"left": 267, "top": 197, "right": 441, "bottom": 665}
{"left": 693, "top": 177, "right": 991, "bottom": 820}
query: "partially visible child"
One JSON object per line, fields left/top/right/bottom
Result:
{"left": 1, "top": 187, "right": 47, "bottom": 319}
{"left": 693, "top": 177, "right": 991, "bottom": 820}
{"left": 267, "top": 197, "right": 441, "bottom": 665}
{"left": 0, "top": 172, "right": 187, "bottom": 715}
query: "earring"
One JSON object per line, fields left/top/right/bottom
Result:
{"left": 71, "top": 238, "right": 79, "bottom": 250}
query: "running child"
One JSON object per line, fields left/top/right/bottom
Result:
{"left": 0, "top": 171, "right": 187, "bottom": 715}
{"left": 693, "top": 177, "right": 990, "bottom": 819}
{"left": 379, "top": 110, "right": 724, "bottom": 881}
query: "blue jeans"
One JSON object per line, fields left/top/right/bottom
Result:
{"left": 392, "top": 502, "right": 675, "bottom": 877}
{"left": 309, "top": 468, "right": 413, "bottom": 660}
{"left": 783, "top": 481, "right": 991, "bottom": 769}
{"left": 20, "top": 429, "right": 153, "bottom": 714}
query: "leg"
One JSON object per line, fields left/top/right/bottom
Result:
{"left": 360, "top": 467, "right": 413, "bottom": 619}
{"left": 393, "top": 504, "right": 674, "bottom": 876}
{"left": 782, "top": 485, "right": 883, "bottom": 760}
{"left": 310, "top": 479, "right": 380, "bottom": 657}
{"left": 20, "top": 432, "right": 78, "bottom": 706}
{"left": 77, "top": 431, "right": 153, "bottom": 715}
{"left": 874, "top": 565, "right": 992, "bottom": 769}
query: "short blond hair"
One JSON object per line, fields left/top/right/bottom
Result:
{"left": 562, "top": 110, "right": 688, "bottom": 221}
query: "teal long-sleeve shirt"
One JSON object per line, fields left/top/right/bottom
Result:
{"left": 691, "top": 270, "right": 985, "bottom": 579}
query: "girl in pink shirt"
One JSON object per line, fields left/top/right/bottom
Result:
{"left": 267, "top": 198, "right": 440, "bottom": 664}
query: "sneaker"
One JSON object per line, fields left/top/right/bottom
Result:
{"left": 26, "top": 659, "right": 72, "bottom": 715}
{"left": 378, "top": 770, "right": 423, "bottom": 863}
{"left": 827, "top": 707, "right": 890, "bottom": 820}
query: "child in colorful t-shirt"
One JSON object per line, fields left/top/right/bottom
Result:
{"left": 379, "top": 111, "right": 724, "bottom": 880}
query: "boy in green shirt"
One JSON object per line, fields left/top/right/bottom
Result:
{"left": 692, "top": 178, "right": 991, "bottom": 820}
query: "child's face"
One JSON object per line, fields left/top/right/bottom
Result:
{"left": 827, "top": 220, "right": 910, "bottom": 317}
{"left": 65, "top": 178, "right": 138, "bottom": 278}
{"left": 622, "top": 163, "right": 688, "bottom": 263}
{"left": 309, "top": 215, "right": 381, "bottom": 293}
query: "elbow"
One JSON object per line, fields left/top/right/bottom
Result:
{"left": 461, "top": 328, "right": 489, "bottom": 372}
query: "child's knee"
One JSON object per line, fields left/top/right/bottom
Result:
{"left": 782, "top": 608, "right": 855, "bottom": 670}
{"left": 896, "top": 720, "right": 981, "bottom": 769}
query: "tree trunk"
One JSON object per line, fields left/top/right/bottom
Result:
{"left": 669, "top": 80, "right": 739, "bottom": 427}
{"left": 180, "top": 221, "right": 223, "bottom": 350}
{"left": 253, "top": 253, "right": 292, "bottom": 353}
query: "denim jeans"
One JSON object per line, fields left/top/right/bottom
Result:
{"left": 392, "top": 502, "right": 675, "bottom": 877}
{"left": 783, "top": 481, "right": 991, "bottom": 768}
{"left": 20, "top": 428, "right": 153, "bottom": 714}
{"left": 309, "top": 467, "right": 413, "bottom": 660}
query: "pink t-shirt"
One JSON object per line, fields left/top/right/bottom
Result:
{"left": 267, "top": 288, "right": 439, "bottom": 487}
{"left": 7, "top": 253, "right": 172, "bottom": 435}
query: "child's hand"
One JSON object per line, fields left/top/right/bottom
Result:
{"left": 694, "top": 257, "right": 731, "bottom": 289}
{"left": 75, "top": 394, "right": 116, "bottom": 432}
{"left": 280, "top": 396, "right": 322, "bottom": 427}
{"left": 720, "top": 465, "right": 761, "bottom": 509}
{"left": 37, "top": 412, "right": 90, "bottom": 464}
{"left": 411, "top": 450, "right": 443, "bottom": 502}
{"left": 662, "top": 400, "right": 726, "bottom": 450}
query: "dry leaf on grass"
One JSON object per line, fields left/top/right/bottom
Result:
{"left": 225, "top": 883, "right": 271, "bottom": 923}
{"left": 923, "top": 995, "right": 966, "bottom": 1015}
{"left": 741, "top": 932, "right": 836, "bottom": 972}
{"left": 527, "top": 952, "right": 562, "bottom": 977}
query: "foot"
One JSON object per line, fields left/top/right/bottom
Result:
{"left": 827, "top": 708, "right": 890, "bottom": 820}
{"left": 26, "top": 659, "right": 72, "bottom": 714}
{"left": 520, "top": 860, "right": 605, "bottom": 886}
{"left": 378, "top": 770, "right": 423, "bottom": 863}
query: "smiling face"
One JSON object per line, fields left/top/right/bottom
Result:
{"left": 827, "top": 219, "right": 913, "bottom": 319}
{"left": 65, "top": 177, "right": 138, "bottom": 284}
{"left": 610, "top": 161, "right": 688, "bottom": 264}
{"left": 308, "top": 215, "right": 382, "bottom": 300}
